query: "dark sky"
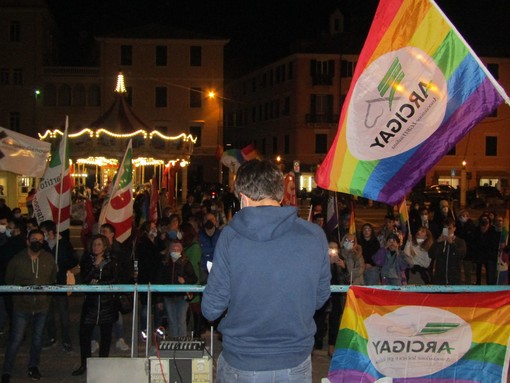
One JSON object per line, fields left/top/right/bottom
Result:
{"left": 47, "top": 0, "right": 510, "bottom": 70}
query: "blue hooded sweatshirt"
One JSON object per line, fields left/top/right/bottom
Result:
{"left": 202, "top": 205, "right": 331, "bottom": 371}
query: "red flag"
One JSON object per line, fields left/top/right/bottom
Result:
{"left": 149, "top": 174, "right": 159, "bottom": 222}
{"left": 164, "top": 163, "right": 176, "bottom": 209}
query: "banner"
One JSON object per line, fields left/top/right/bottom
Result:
{"left": 315, "top": 0, "right": 509, "bottom": 205}
{"left": 98, "top": 140, "right": 133, "bottom": 243}
{"left": 33, "top": 123, "right": 71, "bottom": 231}
{"left": 0, "top": 127, "right": 51, "bottom": 177}
{"left": 329, "top": 286, "right": 510, "bottom": 382}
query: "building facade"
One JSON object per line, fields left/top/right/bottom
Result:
{"left": 224, "top": 40, "right": 510, "bottom": 199}
{"left": 0, "top": 1, "right": 227, "bottom": 210}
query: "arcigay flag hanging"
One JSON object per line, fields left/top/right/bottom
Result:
{"left": 98, "top": 140, "right": 133, "bottom": 243}
{"left": 329, "top": 286, "right": 510, "bottom": 382}
{"left": 316, "top": 0, "right": 509, "bottom": 205}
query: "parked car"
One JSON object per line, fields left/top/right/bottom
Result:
{"left": 422, "top": 184, "right": 458, "bottom": 202}
{"left": 466, "top": 186, "right": 506, "bottom": 208}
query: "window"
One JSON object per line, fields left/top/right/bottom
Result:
{"left": 284, "top": 135, "right": 290, "bottom": 154}
{"left": 485, "top": 136, "right": 497, "bottom": 156}
{"left": 9, "top": 112, "right": 20, "bottom": 132}
{"left": 9, "top": 21, "right": 20, "bottom": 42}
{"left": 309, "top": 94, "right": 334, "bottom": 122}
{"left": 341, "top": 60, "right": 355, "bottom": 77}
{"left": 190, "top": 46, "right": 202, "bottom": 66}
{"left": 43, "top": 84, "right": 56, "bottom": 106}
{"left": 190, "top": 126, "right": 202, "bottom": 147}
{"left": 88, "top": 85, "right": 101, "bottom": 106}
{"left": 58, "top": 84, "right": 71, "bottom": 106}
{"left": 13, "top": 68, "right": 22, "bottom": 85}
{"left": 73, "top": 84, "right": 86, "bottom": 106}
{"left": 156, "top": 46, "right": 167, "bottom": 66}
{"left": 155, "top": 87, "right": 167, "bottom": 107}
{"left": 121, "top": 45, "right": 132, "bottom": 66}
{"left": 283, "top": 96, "right": 290, "bottom": 116}
{"left": 315, "top": 134, "right": 328, "bottom": 154}
{"left": 310, "top": 60, "right": 335, "bottom": 85}
{"left": 0, "top": 69, "right": 9, "bottom": 85}
{"left": 272, "top": 136, "right": 278, "bottom": 154}
{"left": 190, "top": 87, "right": 202, "bottom": 108}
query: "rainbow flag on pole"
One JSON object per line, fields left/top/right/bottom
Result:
{"left": 328, "top": 286, "right": 510, "bottom": 382}
{"left": 316, "top": 0, "right": 509, "bottom": 205}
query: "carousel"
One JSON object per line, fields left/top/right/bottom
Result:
{"left": 39, "top": 72, "right": 195, "bottom": 205}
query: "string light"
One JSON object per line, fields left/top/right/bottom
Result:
{"left": 39, "top": 128, "right": 196, "bottom": 142}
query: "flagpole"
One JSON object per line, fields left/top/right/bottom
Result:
{"left": 430, "top": 0, "right": 510, "bottom": 106}
{"left": 55, "top": 116, "right": 69, "bottom": 269}
{"left": 335, "top": 192, "right": 341, "bottom": 241}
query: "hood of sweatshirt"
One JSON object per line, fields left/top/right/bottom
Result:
{"left": 228, "top": 205, "right": 298, "bottom": 242}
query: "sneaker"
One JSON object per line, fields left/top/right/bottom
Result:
{"left": 27, "top": 367, "right": 41, "bottom": 381}
{"left": 63, "top": 343, "right": 73, "bottom": 353}
{"left": 42, "top": 338, "right": 56, "bottom": 349}
{"left": 91, "top": 340, "right": 99, "bottom": 354}
{"left": 116, "top": 338, "right": 129, "bottom": 351}
{"left": 1, "top": 374, "right": 10, "bottom": 383}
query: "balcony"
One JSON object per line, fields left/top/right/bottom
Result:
{"left": 305, "top": 114, "right": 339, "bottom": 124}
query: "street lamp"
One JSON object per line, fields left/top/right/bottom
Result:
{"left": 460, "top": 160, "right": 467, "bottom": 208}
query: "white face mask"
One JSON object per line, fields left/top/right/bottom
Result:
{"left": 0, "top": 224, "right": 6, "bottom": 234}
{"left": 459, "top": 216, "right": 467, "bottom": 223}
{"left": 170, "top": 251, "right": 182, "bottom": 261}
{"left": 343, "top": 241, "right": 354, "bottom": 251}
{"left": 416, "top": 238, "right": 425, "bottom": 244}
{"left": 149, "top": 229, "right": 158, "bottom": 237}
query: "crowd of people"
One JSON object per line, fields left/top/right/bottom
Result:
{"left": 0, "top": 179, "right": 508, "bottom": 381}
{"left": 309, "top": 194, "right": 509, "bottom": 357}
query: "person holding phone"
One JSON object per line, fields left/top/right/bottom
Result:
{"left": 429, "top": 218, "right": 466, "bottom": 285}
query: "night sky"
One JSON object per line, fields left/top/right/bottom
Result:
{"left": 47, "top": 0, "right": 510, "bottom": 71}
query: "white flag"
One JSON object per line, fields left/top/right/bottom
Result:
{"left": 0, "top": 127, "right": 51, "bottom": 177}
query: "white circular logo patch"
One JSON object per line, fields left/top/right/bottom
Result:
{"left": 347, "top": 47, "right": 447, "bottom": 161}
{"left": 365, "top": 306, "right": 472, "bottom": 378}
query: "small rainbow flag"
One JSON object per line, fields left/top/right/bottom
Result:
{"left": 316, "top": 0, "right": 509, "bottom": 205}
{"left": 328, "top": 286, "right": 510, "bottom": 382}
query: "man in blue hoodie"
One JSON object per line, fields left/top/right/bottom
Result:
{"left": 202, "top": 159, "right": 331, "bottom": 383}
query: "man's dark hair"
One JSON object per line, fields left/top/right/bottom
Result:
{"left": 100, "top": 222, "right": 116, "bottom": 235}
{"left": 28, "top": 229, "right": 45, "bottom": 240}
{"left": 39, "top": 220, "right": 56, "bottom": 234}
{"left": 234, "top": 159, "right": 284, "bottom": 202}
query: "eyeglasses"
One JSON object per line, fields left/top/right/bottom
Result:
{"left": 344, "top": 239, "right": 355, "bottom": 243}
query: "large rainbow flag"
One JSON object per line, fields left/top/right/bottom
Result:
{"left": 329, "top": 286, "right": 510, "bottom": 382}
{"left": 316, "top": 0, "right": 509, "bottom": 205}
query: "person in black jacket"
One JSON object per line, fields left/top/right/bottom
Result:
{"left": 72, "top": 234, "right": 118, "bottom": 376}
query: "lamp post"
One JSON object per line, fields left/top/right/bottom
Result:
{"left": 460, "top": 160, "right": 467, "bottom": 208}
{"left": 208, "top": 90, "right": 223, "bottom": 185}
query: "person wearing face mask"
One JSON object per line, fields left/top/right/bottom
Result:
{"left": 0, "top": 216, "right": 9, "bottom": 248}
{"left": 135, "top": 221, "right": 164, "bottom": 334}
{"left": 199, "top": 213, "right": 221, "bottom": 281}
{"left": 373, "top": 233, "right": 410, "bottom": 285}
{"left": 358, "top": 223, "right": 380, "bottom": 285}
{"left": 431, "top": 199, "right": 455, "bottom": 239}
{"left": 429, "top": 218, "right": 466, "bottom": 285}
{"left": 403, "top": 227, "right": 433, "bottom": 284}
{"left": 155, "top": 240, "right": 197, "bottom": 337}
{"left": 1, "top": 229, "right": 57, "bottom": 383}
{"left": 473, "top": 214, "right": 500, "bottom": 285}
{"left": 0, "top": 219, "right": 26, "bottom": 339}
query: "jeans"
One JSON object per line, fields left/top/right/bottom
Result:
{"left": 217, "top": 353, "right": 312, "bottom": 383}
{"left": 163, "top": 296, "right": 188, "bottom": 337}
{"left": 2, "top": 311, "right": 47, "bottom": 375}
{"left": 79, "top": 322, "right": 113, "bottom": 367}
{"left": 45, "top": 294, "right": 72, "bottom": 344}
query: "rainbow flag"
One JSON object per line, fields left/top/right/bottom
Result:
{"left": 329, "top": 286, "right": 510, "bottom": 382}
{"left": 316, "top": 0, "right": 509, "bottom": 206}
{"left": 398, "top": 198, "right": 409, "bottom": 238}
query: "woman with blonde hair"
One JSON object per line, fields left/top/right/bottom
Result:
{"left": 403, "top": 226, "right": 433, "bottom": 284}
